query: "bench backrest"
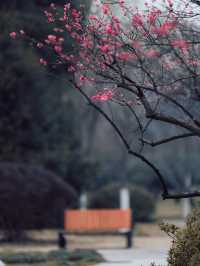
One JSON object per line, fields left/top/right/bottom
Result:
{"left": 64, "top": 209, "right": 132, "bottom": 232}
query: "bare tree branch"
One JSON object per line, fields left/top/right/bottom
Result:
{"left": 71, "top": 80, "right": 169, "bottom": 198}
{"left": 147, "top": 112, "right": 200, "bottom": 135}
{"left": 70, "top": 80, "right": 200, "bottom": 199}
{"left": 191, "top": 0, "right": 200, "bottom": 7}
{"left": 164, "top": 191, "right": 200, "bottom": 199}
{"left": 141, "top": 133, "right": 196, "bottom": 147}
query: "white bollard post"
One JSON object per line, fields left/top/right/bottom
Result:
{"left": 182, "top": 198, "right": 191, "bottom": 220}
{"left": 120, "top": 187, "right": 130, "bottom": 209}
{"left": 182, "top": 175, "right": 192, "bottom": 220}
{"left": 120, "top": 186, "right": 132, "bottom": 248}
{"left": 80, "top": 192, "right": 88, "bottom": 210}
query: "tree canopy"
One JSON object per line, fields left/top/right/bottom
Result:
{"left": 14, "top": 0, "right": 200, "bottom": 199}
{"left": 0, "top": 0, "right": 97, "bottom": 193}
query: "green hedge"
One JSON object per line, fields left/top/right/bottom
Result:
{"left": 68, "top": 249, "right": 103, "bottom": 263}
{"left": 89, "top": 183, "right": 155, "bottom": 222}
{"left": 0, "top": 252, "right": 48, "bottom": 264}
{"left": 0, "top": 249, "right": 103, "bottom": 265}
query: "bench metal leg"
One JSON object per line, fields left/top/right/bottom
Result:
{"left": 126, "top": 231, "right": 133, "bottom": 248}
{"left": 58, "top": 232, "right": 67, "bottom": 249}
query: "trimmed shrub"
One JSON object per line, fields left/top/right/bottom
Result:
{"left": 0, "top": 250, "right": 103, "bottom": 266}
{"left": 0, "top": 162, "right": 78, "bottom": 240}
{"left": 160, "top": 209, "right": 200, "bottom": 266}
{"left": 0, "top": 252, "right": 48, "bottom": 264}
{"left": 48, "top": 250, "right": 69, "bottom": 266}
{"left": 89, "top": 183, "right": 155, "bottom": 222}
{"left": 68, "top": 249, "right": 103, "bottom": 263}
{"left": 48, "top": 250, "right": 68, "bottom": 261}
{"left": 48, "top": 250, "right": 103, "bottom": 266}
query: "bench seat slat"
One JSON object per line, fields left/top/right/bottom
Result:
{"left": 64, "top": 209, "right": 132, "bottom": 232}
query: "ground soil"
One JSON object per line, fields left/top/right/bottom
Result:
{"left": 0, "top": 223, "right": 173, "bottom": 252}
{"left": 0, "top": 236, "right": 171, "bottom": 253}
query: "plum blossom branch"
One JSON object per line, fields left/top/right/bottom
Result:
{"left": 70, "top": 80, "right": 169, "bottom": 198}
{"left": 10, "top": 0, "right": 200, "bottom": 199}
{"left": 71, "top": 80, "right": 200, "bottom": 199}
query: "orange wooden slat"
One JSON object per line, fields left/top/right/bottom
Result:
{"left": 64, "top": 209, "right": 132, "bottom": 232}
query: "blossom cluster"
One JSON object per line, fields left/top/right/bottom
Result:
{"left": 10, "top": 0, "right": 200, "bottom": 103}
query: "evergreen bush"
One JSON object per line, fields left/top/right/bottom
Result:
{"left": 160, "top": 209, "right": 200, "bottom": 266}
{"left": 89, "top": 183, "right": 155, "bottom": 222}
{"left": 0, "top": 162, "right": 78, "bottom": 241}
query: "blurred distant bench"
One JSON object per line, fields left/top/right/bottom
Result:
{"left": 58, "top": 209, "right": 133, "bottom": 249}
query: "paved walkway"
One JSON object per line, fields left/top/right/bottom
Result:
{"left": 97, "top": 248, "right": 167, "bottom": 266}
{"left": 0, "top": 260, "right": 5, "bottom": 266}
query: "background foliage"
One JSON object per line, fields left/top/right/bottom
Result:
{"left": 0, "top": 0, "right": 97, "bottom": 194}
{"left": 89, "top": 183, "right": 156, "bottom": 222}
{"left": 160, "top": 209, "right": 200, "bottom": 266}
{"left": 0, "top": 162, "right": 78, "bottom": 240}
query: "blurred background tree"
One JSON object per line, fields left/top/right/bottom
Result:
{"left": 0, "top": 0, "right": 97, "bottom": 194}
{"left": 0, "top": 0, "right": 98, "bottom": 239}
{"left": 89, "top": 183, "right": 155, "bottom": 222}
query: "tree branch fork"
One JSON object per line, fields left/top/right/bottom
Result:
{"left": 70, "top": 80, "right": 200, "bottom": 200}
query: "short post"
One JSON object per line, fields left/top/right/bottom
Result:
{"left": 80, "top": 192, "right": 88, "bottom": 210}
{"left": 120, "top": 186, "right": 132, "bottom": 248}
{"left": 182, "top": 175, "right": 192, "bottom": 220}
{"left": 126, "top": 231, "right": 133, "bottom": 248}
{"left": 120, "top": 187, "right": 130, "bottom": 209}
{"left": 58, "top": 232, "right": 67, "bottom": 249}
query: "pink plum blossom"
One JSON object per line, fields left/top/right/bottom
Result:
{"left": 37, "top": 42, "right": 44, "bottom": 48}
{"left": 47, "top": 34, "right": 57, "bottom": 44}
{"left": 117, "top": 52, "right": 137, "bottom": 61}
{"left": 102, "top": 4, "right": 110, "bottom": 15}
{"left": 39, "top": 58, "right": 47, "bottom": 65}
{"left": 145, "top": 49, "right": 160, "bottom": 58}
{"left": 54, "top": 45, "right": 62, "bottom": 53}
{"left": 91, "top": 89, "right": 115, "bottom": 102}
{"left": 9, "top": 32, "right": 17, "bottom": 39}
{"left": 132, "top": 14, "right": 144, "bottom": 27}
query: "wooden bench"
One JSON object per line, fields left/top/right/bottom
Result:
{"left": 58, "top": 209, "right": 133, "bottom": 249}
